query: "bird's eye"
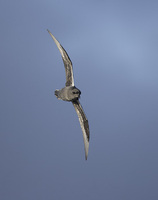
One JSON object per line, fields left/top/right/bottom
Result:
{"left": 73, "top": 91, "right": 78, "bottom": 94}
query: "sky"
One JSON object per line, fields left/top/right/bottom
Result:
{"left": 0, "top": 0, "right": 158, "bottom": 199}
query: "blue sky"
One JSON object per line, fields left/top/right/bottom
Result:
{"left": 1, "top": 0, "right": 158, "bottom": 199}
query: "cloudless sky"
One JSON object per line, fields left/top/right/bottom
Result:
{"left": 0, "top": 0, "right": 158, "bottom": 199}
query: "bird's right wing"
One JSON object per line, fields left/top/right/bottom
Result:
{"left": 47, "top": 30, "right": 74, "bottom": 87}
{"left": 72, "top": 100, "right": 90, "bottom": 160}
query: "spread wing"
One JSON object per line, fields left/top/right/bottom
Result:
{"left": 47, "top": 30, "right": 74, "bottom": 86}
{"left": 72, "top": 100, "right": 90, "bottom": 160}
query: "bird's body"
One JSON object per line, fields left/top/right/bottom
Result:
{"left": 48, "top": 30, "right": 90, "bottom": 160}
{"left": 55, "top": 86, "right": 81, "bottom": 101}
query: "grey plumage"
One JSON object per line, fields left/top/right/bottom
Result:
{"left": 47, "top": 29, "right": 90, "bottom": 160}
{"left": 55, "top": 86, "right": 81, "bottom": 102}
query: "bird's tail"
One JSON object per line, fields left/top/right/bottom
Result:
{"left": 54, "top": 90, "right": 61, "bottom": 99}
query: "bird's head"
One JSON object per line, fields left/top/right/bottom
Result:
{"left": 70, "top": 87, "right": 81, "bottom": 100}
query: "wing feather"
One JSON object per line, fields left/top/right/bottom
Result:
{"left": 47, "top": 30, "right": 74, "bottom": 86}
{"left": 72, "top": 100, "right": 90, "bottom": 160}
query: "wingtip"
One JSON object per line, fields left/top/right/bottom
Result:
{"left": 47, "top": 30, "right": 58, "bottom": 44}
{"left": 47, "top": 29, "right": 53, "bottom": 36}
{"left": 85, "top": 145, "right": 89, "bottom": 161}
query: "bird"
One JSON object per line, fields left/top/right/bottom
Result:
{"left": 47, "top": 29, "right": 90, "bottom": 160}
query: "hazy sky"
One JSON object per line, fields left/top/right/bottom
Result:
{"left": 1, "top": 1, "right": 158, "bottom": 199}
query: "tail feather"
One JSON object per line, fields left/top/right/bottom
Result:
{"left": 54, "top": 90, "right": 61, "bottom": 99}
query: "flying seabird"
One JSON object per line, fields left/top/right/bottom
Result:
{"left": 47, "top": 30, "right": 90, "bottom": 160}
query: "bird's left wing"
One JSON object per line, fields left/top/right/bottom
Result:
{"left": 72, "top": 100, "right": 90, "bottom": 160}
{"left": 47, "top": 30, "right": 74, "bottom": 87}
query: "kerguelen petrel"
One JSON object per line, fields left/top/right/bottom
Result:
{"left": 47, "top": 30, "right": 90, "bottom": 160}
